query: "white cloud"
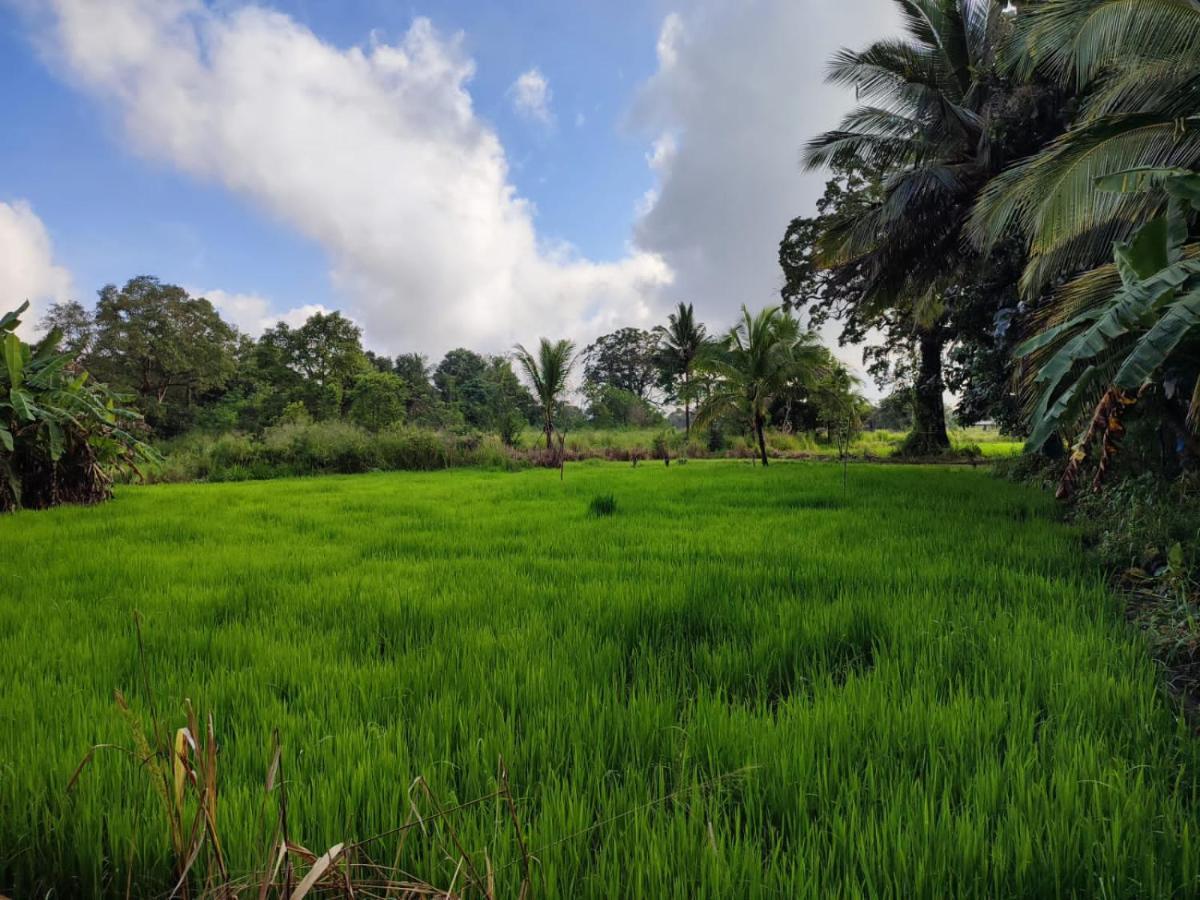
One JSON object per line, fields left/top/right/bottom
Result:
{"left": 631, "top": 1, "right": 902, "bottom": 385}
{"left": 656, "top": 12, "right": 684, "bottom": 69}
{"left": 646, "top": 133, "right": 677, "bottom": 173}
{"left": 509, "top": 66, "right": 553, "bottom": 127}
{"left": 0, "top": 200, "right": 74, "bottom": 339}
{"left": 198, "top": 288, "right": 328, "bottom": 336}
{"left": 30, "top": 2, "right": 669, "bottom": 356}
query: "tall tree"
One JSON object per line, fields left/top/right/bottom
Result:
{"left": 260, "top": 312, "right": 366, "bottom": 388}
{"left": 258, "top": 311, "right": 367, "bottom": 417}
{"left": 581, "top": 328, "right": 660, "bottom": 401}
{"left": 972, "top": 0, "right": 1200, "bottom": 296}
{"left": 653, "top": 303, "right": 709, "bottom": 438}
{"left": 433, "top": 348, "right": 491, "bottom": 428}
{"left": 482, "top": 356, "right": 536, "bottom": 446}
{"left": 802, "top": 0, "right": 1064, "bottom": 453}
{"left": 696, "top": 306, "right": 827, "bottom": 466}
{"left": 38, "top": 301, "right": 94, "bottom": 359}
{"left": 346, "top": 371, "right": 407, "bottom": 431}
{"left": 514, "top": 338, "right": 576, "bottom": 449}
{"left": 88, "top": 276, "right": 239, "bottom": 421}
{"left": 393, "top": 352, "right": 439, "bottom": 423}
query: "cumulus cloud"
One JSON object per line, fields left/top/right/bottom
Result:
{"left": 509, "top": 67, "right": 553, "bottom": 126}
{"left": 0, "top": 200, "right": 74, "bottom": 338}
{"left": 198, "top": 288, "right": 328, "bottom": 336}
{"left": 30, "top": 1, "right": 670, "bottom": 356}
{"left": 630, "top": 0, "right": 900, "bottom": 377}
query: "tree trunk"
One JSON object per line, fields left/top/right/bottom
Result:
{"left": 755, "top": 413, "right": 769, "bottom": 467}
{"left": 683, "top": 371, "right": 691, "bottom": 440}
{"left": 902, "top": 325, "right": 950, "bottom": 456}
{"left": 544, "top": 416, "right": 553, "bottom": 451}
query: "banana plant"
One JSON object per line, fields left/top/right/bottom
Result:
{"left": 1019, "top": 167, "right": 1200, "bottom": 498}
{"left": 1, "top": 302, "right": 156, "bottom": 511}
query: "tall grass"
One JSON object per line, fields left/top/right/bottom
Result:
{"left": 547, "top": 426, "right": 1023, "bottom": 461}
{"left": 1, "top": 463, "right": 1196, "bottom": 897}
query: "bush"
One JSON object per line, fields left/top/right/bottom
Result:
{"left": 145, "top": 422, "right": 534, "bottom": 483}
{"left": 375, "top": 426, "right": 449, "bottom": 470}
{"left": 263, "top": 421, "right": 377, "bottom": 473}
{"left": 277, "top": 401, "right": 312, "bottom": 426}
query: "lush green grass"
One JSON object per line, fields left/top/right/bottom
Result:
{"left": 1, "top": 462, "right": 1196, "bottom": 897}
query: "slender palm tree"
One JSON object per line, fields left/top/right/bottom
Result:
{"left": 803, "top": 0, "right": 1014, "bottom": 454}
{"left": 514, "top": 338, "right": 576, "bottom": 449}
{"left": 654, "top": 302, "right": 708, "bottom": 439}
{"left": 972, "top": 0, "right": 1200, "bottom": 296}
{"left": 695, "top": 306, "right": 827, "bottom": 467}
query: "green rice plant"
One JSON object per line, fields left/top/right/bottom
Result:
{"left": 588, "top": 493, "right": 617, "bottom": 517}
{"left": 2, "top": 463, "right": 1199, "bottom": 897}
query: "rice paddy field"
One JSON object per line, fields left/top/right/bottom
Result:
{"left": 2, "top": 461, "right": 1199, "bottom": 897}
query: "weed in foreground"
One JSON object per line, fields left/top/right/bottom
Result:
{"left": 588, "top": 494, "right": 617, "bottom": 517}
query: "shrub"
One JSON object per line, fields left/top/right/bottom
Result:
{"left": 277, "top": 401, "right": 312, "bottom": 426}
{"left": 375, "top": 426, "right": 449, "bottom": 471}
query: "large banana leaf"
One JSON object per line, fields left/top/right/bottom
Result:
{"left": 1113, "top": 285, "right": 1200, "bottom": 389}
{"left": 0, "top": 302, "right": 28, "bottom": 335}
{"left": 1026, "top": 364, "right": 1105, "bottom": 451}
{"left": 1, "top": 302, "right": 156, "bottom": 512}
{"left": 1029, "top": 257, "right": 1200, "bottom": 399}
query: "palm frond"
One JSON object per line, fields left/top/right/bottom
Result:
{"left": 970, "top": 115, "right": 1200, "bottom": 292}
{"left": 1011, "top": 0, "right": 1200, "bottom": 86}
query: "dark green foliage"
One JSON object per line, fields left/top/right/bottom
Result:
{"left": 433, "top": 348, "right": 492, "bottom": 428}
{"left": 256, "top": 311, "right": 368, "bottom": 417}
{"left": 481, "top": 357, "right": 536, "bottom": 446}
{"left": 1019, "top": 170, "right": 1200, "bottom": 495}
{"left": 38, "top": 300, "right": 94, "bottom": 358}
{"left": 867, "top": 389, "right": 915, "bottom": 431}
{"left": 514, "top": 338, "right": 576, "bottom": 449}
{"left": 390, "top": 352, "right": 450, "bottom": 426}
{"left": 587, "top": 492, "right": 617, "bottom": 516}
{"left": 81, "top": 277, "right": 240, "bottom": 434}
{"left": 1, "top": 303, "right": 155, "bottom": 512}
{"left": 582, "top": 328, "right": 660, "bottom": 401}
{"left": 154, "top": 421, "right": 522, "bottom": 482}
{"left": 972, "top": 0, "right": 1200, "bottom": 296}
{"left": 798, "top": 2, "right": 1071, "bottom": 447}
{"left": 653, "top": 302, "right": 708, "bottom": 438}
{"left": 696, "top": 306, "right": 827, "bottom": 466}
{"left": 346, "top": 371, "right": 407, "bottom": 431}
{"left": 586, "top": 384, "right": 664, "bottom": 428}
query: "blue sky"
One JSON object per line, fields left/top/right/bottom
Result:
{"left": 0, "top": 0, "right": 897, "bottom": 363}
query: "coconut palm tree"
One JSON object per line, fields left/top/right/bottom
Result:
{"left": 514, "top": 338, "right": 576, "bottom": 449}
{"left": 971, "top": 0, "right": 1200, "bottom": 296}
{"left": 803, "top": 0, "right": 1020, "bottom": 454}
{"left": 966, "top": 0, "right": 1200, "bottom": 473}
{"left": 653, "top": 302, "right": 708, "bottom": 439}
{"left": 695, "top": 306, "right": 827, "bottom": 467}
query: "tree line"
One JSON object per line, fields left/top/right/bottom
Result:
{"left": 789, "top": 0, "right": 1200, "bottom": 492}
{"left": 31, "top": 276, "right": 868, "bottom": 463}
